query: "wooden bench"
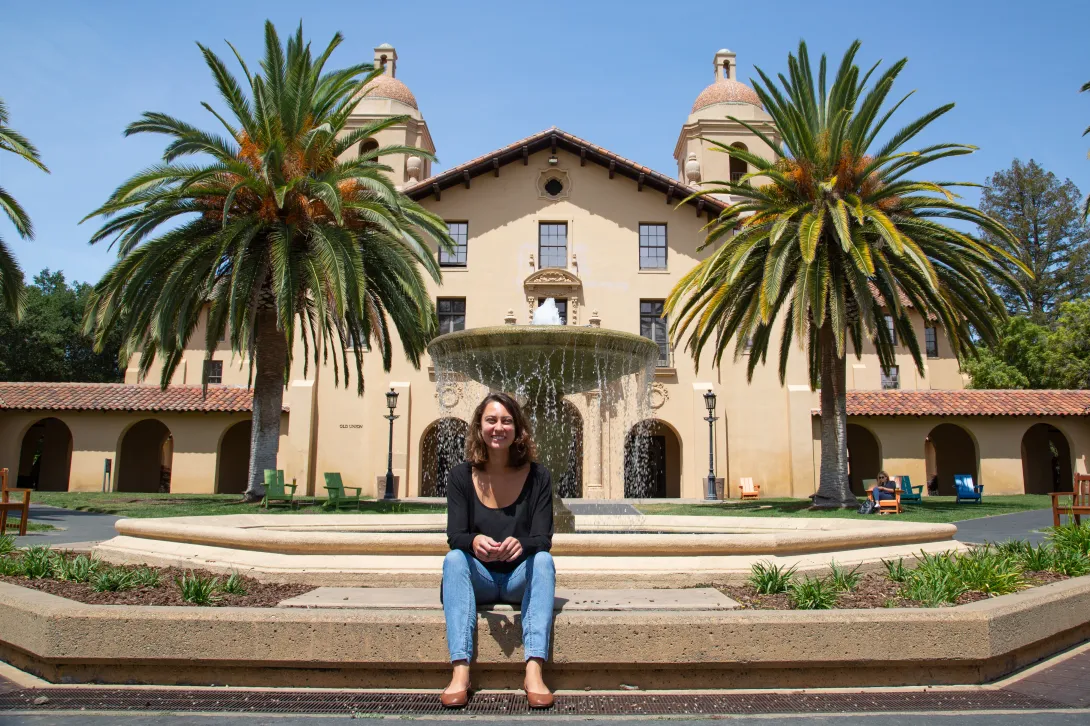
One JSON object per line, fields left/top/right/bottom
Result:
{"left": 0, "top": 468, "right": 32, "bottom": 536}
{"left": 1052, "top": 473, "right": 1090, "bottom": 528}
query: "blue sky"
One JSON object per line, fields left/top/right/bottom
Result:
{"left": 1, "top": 0, "right": 1088, "bottom": 284}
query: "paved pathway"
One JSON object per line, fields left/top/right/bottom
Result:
{"left": 953, "top": 508, "right": 1055, "bottom": 545}
{"left": 3, "top": 715, "right": 1089, "bottom": 725}
{"left": 11, "top": 505, "right": 120, "bottom": 549}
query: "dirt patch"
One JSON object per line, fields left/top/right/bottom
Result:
{"left": 716, "top": 571, "right": 1065, "bottom": 610}
{"left": 0, "top": 565, "right": 311, "bottom": 607}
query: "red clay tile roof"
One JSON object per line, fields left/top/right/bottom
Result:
{"left": 838, "top": 390, "right": 1090, "bottom": 417}
{"left": 404, "top": 127, "right": 725, "bottom": 215}
{"left": 0, "top": 383, "right": 281, "bottom": 413}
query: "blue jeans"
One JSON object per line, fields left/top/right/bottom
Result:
{"left": 442, "top": 549, "right": 556, "bottom": 663}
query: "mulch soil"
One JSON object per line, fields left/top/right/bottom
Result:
{"left": 0, "top": 561, "right": 311, "bottom": 607}
{"left": 717, "top": 571, "right": 1070, "bottom": 610}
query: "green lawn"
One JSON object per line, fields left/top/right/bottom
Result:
{"left": 32, "top": 492, "right": 1052, "bottom": 524}
{"left": 31, "top": 492, "right": 446, "bottom": 519}
{"left": 2, "top": 521, "right": 56, "bottom": 533}
{"left": 635, "top": 495, "right": 1053, "bottom": 523}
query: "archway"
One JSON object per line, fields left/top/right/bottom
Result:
{"left": 846, "top": 424, "right": 881, "bottom": 496}
{"left": 117, "top": 419, "right": 173, "bottom": 493}
{"left": 555, "top": 401, "right": 584, "bottom": 499}
{"left": 17, "top": 418, "right": 73, "bottom": 491}
{"left": 730, "top": 142, "right": 748, "bottom": 182}
{"left": 419, "top": 418, "right": 468, "bottom": 497}
{"left": 216, "top": 420, "right": 252, "bottom": 495}
{"left": 624, "top": 419, "right": 681, "bottom": 498}
{"left": 1021, "top": 423, "right": 1073, "bottom": 494}
{"left": 925, "top": 423, "right": 978, "bottom": 496}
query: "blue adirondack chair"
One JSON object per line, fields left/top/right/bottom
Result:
{"left": 898, "top": 475, "right": 923, "bottom": 504}
{"left": 954, "top": 474, "right": 983, "bottom": 504}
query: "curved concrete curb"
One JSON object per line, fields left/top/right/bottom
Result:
{"left": 0, "top": 575, "right": 1087, "bottom": 689}
{"left": 111, "top": 513, "right": 956, "bottom": 556}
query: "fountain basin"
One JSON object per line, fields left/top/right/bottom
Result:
{"left": 111, "top": 514, "right": 956, "bottom": 555}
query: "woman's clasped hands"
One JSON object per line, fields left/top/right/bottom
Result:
{"left": 472, "top": 534, "right": 523, "bottom": 562}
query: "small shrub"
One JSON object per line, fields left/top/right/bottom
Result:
{"left": 882, "top": 598, "right": 899, "bottom": 608}
{"left": 92, "top": 568, "right": 138, "bottom": 593}
{"left": 176, "top": 571, "right": 221, "bottom": 605}
{"left": 55, "top": 555, "right": 101, "bottom": 583}
{"left": 1049, "top": 522, "right": 1090, "bottom": 555}
{"left": 219, "top": 571, "right": 247, "bottom": 596}
{"left": 995, "top": 540, "right": 1029, "bottom": 559}
{"left": 131, "top": 567, "right": 161, "bottom": 588}
{"left": 748, "top": 562, "right": 796, "bottom": 595}
{"left": 828, "top": 561, "right": 862, "bottom": 593}
{"left": 956, "top": 546, "right": 1024, "bottom": 596}
{"left": 0, "top": 534, "right": 14, "bottom": 556}
{"left": 19, "top": 546, "right": 56, "bottom": 579}
{"left": 1050, "top": 549, "right": 1090, "bottom": 577}
{"left": 0, "top": 555, "right": 21, "bottom": 576}
{"left": 788, "top": 576, "right": 838, "bottom": 610}
{"left": 882, "top": 557, "right": 909, "bottom": 583}
{"left": 899, "top": 551, "right": 964, "bottom": 606}
{"left": 1019, "top": 544, "right": 1055, "bottom": 572}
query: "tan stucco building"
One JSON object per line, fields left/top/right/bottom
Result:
{"left": 2, "top": 46, "right": 1088, "bottom": 500}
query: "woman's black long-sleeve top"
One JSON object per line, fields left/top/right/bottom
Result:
{"left": 445, "top": 461, "right": 554, "bottom": 574}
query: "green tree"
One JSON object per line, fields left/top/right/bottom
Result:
{"left": 84, "top": 23, "right": 453, "bottom": 501}
{"left": 978, "top": 159, "right": 1089, "bottom": 323}
{"left": 0, "top": 97, "right": 49, "bottom": 315}
{"left": 964, "top": 316, "right": 1050, "bottom": 389}
{"left": 666, "top": 41, "right": 1023, "bottom": 508}
{"left": 1047, "top": 300, "right": 1090, "bottom": 388}
{"left": 0, "top": 269, "right": 123, "bottom": 382}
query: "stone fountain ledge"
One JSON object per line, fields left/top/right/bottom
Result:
{"left": 94, "top": 514, "right": 961, "bottom": 587}
{"left": 0, "top": 576, "right": 1088, "bottom": 689}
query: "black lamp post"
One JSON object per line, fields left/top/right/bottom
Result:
{"left": 703, "top": 390, "right": 718, "bottom": 501}
{"left": 383, "top": 388, "right": 400, "bottom": 500}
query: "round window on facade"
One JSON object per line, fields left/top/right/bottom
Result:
{"left": 544, "top": 178, "right": 564, "bottom": 197}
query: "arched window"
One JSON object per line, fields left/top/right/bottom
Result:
{"left": 729, "top": 142, "right": 748, "bottom": 183}
{"left": 359, "top": 139, "right": 379, "bottom": 161}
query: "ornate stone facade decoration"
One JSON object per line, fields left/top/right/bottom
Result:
{"left": 684, "top": 152, "right": 701, "bottom": 184}
{"left": 536, "top": 168, "right": 572, "bottom": 200}
{"left": 649, "top": 381, "right": 669, "bottom": 410}
{"left": 523, "top": 268, "right": 583, "bottom": 324}
{"left": 435, "top": 383, "right": 461, "bottom": 410}
{"left": 405, "top": 155, "right": 423, "bottom": 181}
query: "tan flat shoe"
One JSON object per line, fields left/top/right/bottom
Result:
{"left": 523, "top": 682, "right": 554, "bottom": 709}
{"left": 440, "top": 688, "right": 469, "bottom": 708}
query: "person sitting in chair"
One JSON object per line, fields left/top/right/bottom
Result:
{"left": 870, "top": 471, "right": 897, "bottom": 505}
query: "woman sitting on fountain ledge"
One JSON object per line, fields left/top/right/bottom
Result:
{"left": 441, "top": 392, "right": 556, "bottom": 709}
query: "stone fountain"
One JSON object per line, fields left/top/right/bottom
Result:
{"left": 425, "top": 300, "right": 660, "bottom": 532}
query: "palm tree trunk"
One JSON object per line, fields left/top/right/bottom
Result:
{"left": 812, "top": 323, "right": 856, "bottom": 508}
{"left": 242, "top": 306, "right": 288, "bottom": 502}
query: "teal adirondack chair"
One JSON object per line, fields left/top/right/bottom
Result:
{"left": 898, "top": 475, "right": 923, "bottom": 504}
{"left": 954, "top": 474, "right": 983, "bottom": 504}
{"left": 262, "top": 469, "right": 297, "bottom": 509}
{"left": 323, "top": 472, "right": 362, "bottom": 510}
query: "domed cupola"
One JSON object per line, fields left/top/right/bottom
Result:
{"left": 691, "top": 49, "right": 762, "bottom": 112}
{"left": 673, "top": 48, "right": 779, "bottom": 189}
{"left": 345, "top": 44, "right": 435, "bottom": 188}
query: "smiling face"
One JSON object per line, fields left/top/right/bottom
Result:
{"left": 480, "top": 400, "right": 516, "bottom": 458}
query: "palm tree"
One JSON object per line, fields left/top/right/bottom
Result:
{"left": 84, "top": 22, "right": 453, "bottom": 501}
{"left": 0, "top": 96, "right": 49, "bottom": 316}
{"left": 666, "top": 41, "right": 1025, "bottom": 508}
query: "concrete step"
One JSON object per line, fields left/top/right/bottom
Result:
{"left": 277, "top": 586, "right": 740, "bottom": 611}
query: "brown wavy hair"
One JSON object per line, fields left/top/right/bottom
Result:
{"left": 465, "top": 392, "right": 536, "bottom": 469}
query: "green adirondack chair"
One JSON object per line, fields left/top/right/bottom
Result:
{"left": 323, "top": 472, "right": 362, "bottom": 511}
{"left": 262, "top": 469, "right": 297, "bottom": 509}
{"left": 898, "top": 475, "right": 923, "bottom": 504}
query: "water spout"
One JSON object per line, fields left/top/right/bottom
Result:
{"left": 532, "top": 298, "right": 563, "bottom": 326}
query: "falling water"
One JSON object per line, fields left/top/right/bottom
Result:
{"left": 426, "top": 302, "right": 663, "bottom": 529}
